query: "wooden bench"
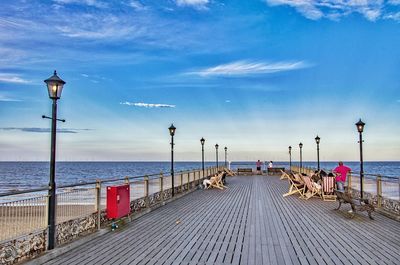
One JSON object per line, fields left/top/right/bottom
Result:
{"left": 335, "top": 190, "right": 375, "bottom": 219}
{"left": 237, "top": 168, "right": 253, "bottom": 175}
{"left": 267, "top": 167, "right": 285, "bottom": 176}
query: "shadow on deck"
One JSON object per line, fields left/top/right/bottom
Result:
{"left": 28, "top": 175, "right": 400, "bottom": 265}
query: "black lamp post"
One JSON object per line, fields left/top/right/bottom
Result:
{"left": 169, "top": 124, "right": 176, "bottom": 197}
{"left": 315, "top": 135, "right": 320, "bottom": 171}
{"left": 224, "top": 147, "right": 227, "bottom": 167}
{"left": 200, "top": 137, "right": 205, "bottom": 177}
{"left": 215, "top": 144, "right": 219, "bottom": 168}
{"left": 299, "top": 142, "right": 303, "bottom": 173}
{"left": 43, "top": 70, "right": 65, "bottom": 250}
{"left": 356, "top": 119, "right": 365, "bottom": 199}
{"left": 288, "top": 146, "right": 292, "bottom": 171}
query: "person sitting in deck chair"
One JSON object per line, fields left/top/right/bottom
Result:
{"left": 203, "top": 177, "right": 212, "bottom": 189}
{"left": 203, "top": 173, "right": 218, "bottom": 189}
{"left": 221, "top": 171, "right": 227, "bottom": 185}
{"left": 203, "top": 171, "right": 225, "bottom": 189}
{"left": 311, "top": 169, "right": 327, "bottom": 183}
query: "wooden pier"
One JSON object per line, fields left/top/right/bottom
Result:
{"left": 31, "top": 175, "right": 400, "bottom": 265}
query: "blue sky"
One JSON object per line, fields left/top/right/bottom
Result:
{"left": 0, "top": 0, "right": 399, "bottom": 162}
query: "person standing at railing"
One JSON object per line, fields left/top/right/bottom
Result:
{"left": 256, "top": 160, "right": 262, "bottom": 175}
{"left": 333, "top": 161, "right": 351, "bottom": 192}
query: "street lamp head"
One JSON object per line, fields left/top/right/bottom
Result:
{"left": 288, "top": 146, "right": 292, "bottom": 152}
{"left": 224, "top": 146, "right": 227, "bottom": 151}
{"left": 315, "top": 135, "right": 320, "bottom": 144}
{"left": 44, "top": 70, "right": 65, "bottom": 99}
{"left": 168, "top": 124, "right": 176, "bottom": 136}
{"left": 299, "top": 142, "right": 303, "bottom": 148}
{"left": 215, "top": 144, "right": 219, "bottom": 149}
{"left": 355, "top": 119, "right": 365, "bottom": 133}
{"left": 200, "top": 137, "right": 205, "bottom": 145}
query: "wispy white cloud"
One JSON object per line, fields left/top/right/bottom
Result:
{"left": 120, "top": 102, "right": 176, "bottom": 108}
{"left": 52, "top": 0, "right": 108, "bottom": 8}
{"left": 176, "top": 0, "right": 209, "bottom": 10}
{"left": 0, "top": 73, "right": 30, "bottom": 84}
{"left": 0, "top": 127, "right": 91, "bottom": 133}
{"left": 265, "top": 0, "right": 391, "bottom": 21}
{"left": 0, "top": 17, "right": 28, "bottom": 28}
{"left": 0, "top": 95, "right": 22, "bottom": 102}
{"left": 225, "top": 100, "right": 231, "bottom": 103}
{"left": 384, "top": 12, "right": 400, "bottom": 21}
{"left": 127, "top": 0, "right": 147, "bottom": 10}
{"left": 55, "top": 14, "right": 137, "bottom": 39}
{"left": 188, "top": 60, "right": 310, "bottom": 77}
{"left": 80, "top": 73, "right": 111, "bottom": 83}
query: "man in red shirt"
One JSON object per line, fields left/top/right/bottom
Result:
{"left": 333, "top": 161, "right": 351, "bottom": 192}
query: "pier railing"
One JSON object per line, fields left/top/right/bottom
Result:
{"left": 0, "top": 166, "right": 222, "bottom": 264}
{"left": 290, "top": 165, "right": 400, "bottom": 216}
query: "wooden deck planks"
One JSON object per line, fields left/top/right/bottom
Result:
{"left": 38, "top": 175, "right": 400, "bottom": 265}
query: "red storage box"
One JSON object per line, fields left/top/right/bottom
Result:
{"left": 106, "top": 184, "right": 130, "bottom": 219}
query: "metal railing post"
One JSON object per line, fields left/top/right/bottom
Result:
{"left": 187, "top": 173, "right": 190, "bottom": 190}
{"left": 45, "top": 195, "right": 49, "bottom": 246}
{"left": 95, "top": 180, "right": 101, "bottom": 230}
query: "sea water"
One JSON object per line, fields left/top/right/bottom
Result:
{"left": 0, "top": 161, "right": 399, "bottom": 194}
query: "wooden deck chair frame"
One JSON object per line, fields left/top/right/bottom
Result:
{"left": 204, "top": 174, "right": 221, "bottom": 190}
{"left": 280, "top": 170, "right": 289, "bottom": 180}
{"left": 224, "top": 168, "right": 236, "bottom": 176}
{"left": 322, "top": 176, "right": 337, "bottom": 201}
{"left": 283, "top": 173, "right": 305, "bottom": 198}
{"left": 209, "top": 172, "right": 226, "bottom": 190}
{"left": 215, "top": 171, "right": 228, "bottom": 188}
{"left": 301, "top": 175, "right": 322, "bottom": 200}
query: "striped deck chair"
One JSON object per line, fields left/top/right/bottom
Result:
{"left": 283, "top": 173, "right": 305, "bottom": 198}
{"left": 322, "top": 176, "right": 337, "bottom": 201}
{"left": 301, "top": 175, "right": 322, "bottom": 200}
{"left": 280, "top": 170, "right": 289, "bottom": 180}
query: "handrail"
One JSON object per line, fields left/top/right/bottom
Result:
{"left": 0, "top": 166, "right": 209, "bottom": 198}
{"left": 294, "top": 166, "right": 398, "bottom": 180}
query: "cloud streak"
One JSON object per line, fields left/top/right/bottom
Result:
{"left": 0, "top": 95, "right": 22, "bottom": 102}
{"left": 52, "top": 0, "right": 108, "bottom": 8}
{"left": 0, "top": 128, "right": 92, "bottom": 133}
{"left": 265, "top": 0, "right": 396, "bottom": 21}
{"left": 120, "top": 102, "right": 176, "bottom": 108}
{"left": 176, "top": 0, "right": 209, "bottom": 10}
{"left": 384, "top": 12, "right": 400, "bottom": 21}
{"left": 189, "top": 60, "right": 310, "bottom": 77}
{"left": 0, "top": 73, "right": 30, "bottom": 84}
